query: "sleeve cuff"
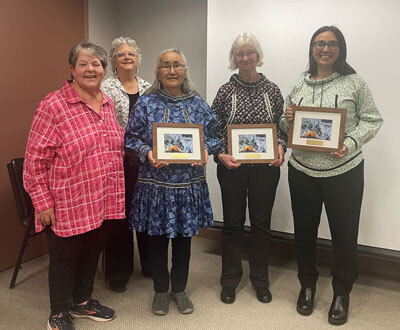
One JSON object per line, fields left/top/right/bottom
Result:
{"left": 139, "top": 145, "right": 151, "bottom": 163}
{"left": 344, "top": 136, "right": 357, "bottom": 154}
{"left": 32, "top": 195, "right": 55, "bottom": 213}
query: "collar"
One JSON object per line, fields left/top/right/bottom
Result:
{"left": 304, "top": 72, "right": 341, "bottom": 85}
{"left": 230, "top": 73, "right": 267, "bottom": 88}
{"left": 157, "top": 88, "right": 196, "bottom": 101}
{"left": 63, "top": 80, "right": 111, "bottom": 106}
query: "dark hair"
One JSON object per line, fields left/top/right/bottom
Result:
{"left": 307, "top": 26, "right": 356, "bottom": 76}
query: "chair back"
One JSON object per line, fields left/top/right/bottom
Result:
{"left": 7, "top": 158, "right": 34, "bottom": 227}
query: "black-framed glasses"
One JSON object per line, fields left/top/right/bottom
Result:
{"left": 158, "top": 63, "right": 186, "bottom": 72}
{"left": 313, "top": 41, "right": 339, "bottom": 50}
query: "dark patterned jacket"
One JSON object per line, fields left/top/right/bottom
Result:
{"left": 211, "top": 73, "right": 287, "bottom": 157}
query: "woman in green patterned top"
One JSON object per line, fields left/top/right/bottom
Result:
{"left": 279, "top": 26, "right": 383, "bottom": 326}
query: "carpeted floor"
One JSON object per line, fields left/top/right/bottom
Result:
{"left": 0, "top": 237, "right": 399, "bottom": 330}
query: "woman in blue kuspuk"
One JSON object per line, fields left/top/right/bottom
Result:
{"left": 124, "top": 48, "right": 221, "bottom": 316}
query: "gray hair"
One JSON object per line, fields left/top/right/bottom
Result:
{"left": 146, "top": 48, "right": 196, "bottom": 94}
{"left": 109, "top": 36, "right": 142, "bottom": 73}
{"left": 228, "top": 32, "right": 264, "bottom": 70}
{"left": 69, "top": 40, "right": 108, "bottom": 69}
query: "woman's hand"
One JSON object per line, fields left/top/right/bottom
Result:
{"left": 330, "top": 145, "right": 348, "bottom": 158}
{"left": 36, "top": 207, "right": 56, "bottom": 226}
{"left": 284, "top": 105, "right": 296, "bottom": 124}
{"left": 192, "top": 150, "right": 208, "bottom": 167}
{"left": 269, "top": 144, "right": 285, "bottom": 167}
{"left": 148, "top": 150, "right": 169, "bottom": 168}
{"left": 218, "top": 154, "right": 241, "bottom": 170}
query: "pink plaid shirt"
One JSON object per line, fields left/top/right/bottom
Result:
{"left": 23, "top": 81, "right": 125, "bottom": 237}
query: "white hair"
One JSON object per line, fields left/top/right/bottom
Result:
{"left": 228, "top": 32, "right": 264, "bottom": 70}
{"left": 109, "top": 36, "right": 142, "bottom": 73}
{"left": 146, "top": 48, "right": 196, "bottom": 94}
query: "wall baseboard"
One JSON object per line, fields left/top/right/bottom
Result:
{"left": 198, "top": 224, "right": 400, "bottom": 282}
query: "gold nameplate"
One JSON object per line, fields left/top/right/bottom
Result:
{"left": 171, "top": 153, "right": 189, "bottom": 159}
{"left": 306, "top": 140, "right": 324, "bottom": 146}
{"left": 244, "top": 154, "right": 261, "bottom": 159}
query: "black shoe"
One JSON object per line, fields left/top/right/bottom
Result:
{"left": 255, "top": 287, "right": 272, "bottom": 303}
{"left": 220, "top": 287, "right": 235, "bottom": 304}
{"left": 296, "top": 287, "right": 315, "bottom": 315}
{"left": 109, "top": 282, "right": 127, "bottom": 293}
{"left": 48, "top": 312, "right": 75, "bottom": 330}
{"left": 328, "top": 294, "right": 349, "bottom": 325}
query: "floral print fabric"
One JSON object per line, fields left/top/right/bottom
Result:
{"left": 124, "top": 89, "right": 222, "bottom": 238}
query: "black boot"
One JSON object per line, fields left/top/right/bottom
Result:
{"left": 328, "top": 294, "right": 349, "bottom": 325}
{"left": 296, "top": 287, "right": 315, "bottom": 315}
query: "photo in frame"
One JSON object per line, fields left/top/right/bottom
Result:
{"left": 152, "top": 123, "right": 206, "bottom": 164}
{"left": 227, "top": 124, "right": 278, "bottom": 163}
{"left": 288, "top": 106, "right": 346, "bottom": 152}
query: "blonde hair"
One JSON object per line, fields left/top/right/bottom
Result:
{"left": 228, "top": 32, "right": 264, "bottom": 70}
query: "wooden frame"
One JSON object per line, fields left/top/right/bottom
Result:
{"left": 152, "top": 123, "right": 206, "bottom": 164}
{"left": 288, "top": 106, "right": 346, "bottom": 152}
{"left": 227, "top": 124, "right": 278, "bottom": 163}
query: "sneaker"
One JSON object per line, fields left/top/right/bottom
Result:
{"left": 47, "top": 312, "right": 75, "bottom": 330}
{"left": 70, "top": 298, "right": 115, "bottom": 322}
{"left": 152, "top": 292, "right": 169, "bottom": 315}
{"left": 171, "top": 291, "right": 194, "bottom": 314}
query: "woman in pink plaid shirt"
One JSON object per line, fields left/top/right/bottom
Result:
{"left": 23, "top": 41, "right": 125, "bottom": 330}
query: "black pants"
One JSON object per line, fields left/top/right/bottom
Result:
{"left": 217, "top": 165, "right": 280, "bottom": 288}
{"left": 104, "top": 158, "right": 150, "bottom": 285}
{"left": 46, "top": 222, "right": 110, "bottom": 314}
{"left": 288, "top": 161, "right": 364, "bottom": 295}
{"left": 148, "top": 234, "right": 192, "bottom": 293}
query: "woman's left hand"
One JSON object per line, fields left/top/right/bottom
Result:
{"left": 192, "top": 150, "right": 208, "bottom": 167}
{"left": 270, "top": 144, "right": 285, "bottom": 167}
{"left": 330, "top": 145, "right": 348, "bottom": 158}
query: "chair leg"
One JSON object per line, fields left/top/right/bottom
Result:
{"left": 9, "top": 219, "right": 35, "bottom": 289}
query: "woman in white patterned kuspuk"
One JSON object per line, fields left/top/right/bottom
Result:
{"left": 101, "top": 37, "right": 152, "bottom": 293}
{"left": 280, "top": 26, "right": 383, "bottom": 325}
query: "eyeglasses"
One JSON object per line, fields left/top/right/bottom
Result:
{"left": 116, "top": 52, "right": 136, "bottom": 58}
{"left": 158, "top": 63, "right": 185, "bottom": 72}
{"left": 235, "top": 50, "right": 257, "bottom": 58}
{"left": 313, "top": 41, "right": 339, "bottom": 50}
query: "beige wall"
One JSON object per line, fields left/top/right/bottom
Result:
{"left": 0, "top": 0, "right": 88, "bottom": 271}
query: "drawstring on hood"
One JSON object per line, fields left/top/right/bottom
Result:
{"left": 311, "top": 83, "right": 324, "bottom": 107}
{"left": 305, "top": 72, "right": 340, "bottom": 108}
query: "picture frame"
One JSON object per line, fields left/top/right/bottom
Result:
{"left": 152, "top": 123, "right": 206, "bottom": 164}
{"left": 227, "top": 124, "right": 278, "bottom": 163}
{"left": 287, "top": 106, "right": 347, "bottom": 152}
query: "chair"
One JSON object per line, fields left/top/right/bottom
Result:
{"left": 7, "top": 158, "right": 40, "bottom": 289}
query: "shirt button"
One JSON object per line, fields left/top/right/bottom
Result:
{"left": 103, "top": 133, "right": 107, "bottom": 137}
{"left": 99, "top": 119, "right": 103, "bottom": 123}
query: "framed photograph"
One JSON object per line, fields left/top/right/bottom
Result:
{"left": 152, "top": 123, "right": 206, "bottom": 164}
{"left": 288, "top": 106, "right": 346, "bottom": 152}
{"left": 227, "top": 124, "right": 278, "bottom": 163}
